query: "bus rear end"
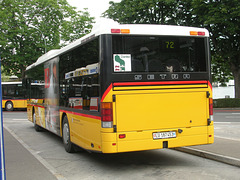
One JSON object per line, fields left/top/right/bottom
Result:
{"left": 100, "top": 26, "right": 214, "bottom": 153}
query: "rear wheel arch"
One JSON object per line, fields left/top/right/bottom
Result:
{"left": 61, "top": 113, "right": 67, "bottom": 137}
{"left": 62, "top": 115, "right": 75, "bottom": 153}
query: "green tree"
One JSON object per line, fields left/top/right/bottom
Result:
{"left": 0, "top": 0, "right": 94, "bottom": 78}
{"left": 190, "top": 0, "right": 240, "bottom": 97}
{"left": 103, "top": 0, "right": 177, "bottom": 24}
{"left": 60, "top": 8, "right": 94, "bottom": 46}
{"left": 211, "top": 54, "right": 233, "bottom": 85}
{"left": 1, "top": 66, "right": 9, "bottom": 82}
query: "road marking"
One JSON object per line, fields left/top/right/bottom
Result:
{"left": 215, "top": 113, "right": 240, "bottom": 115}
{"left": 226, "top": 116, "right": 240, "bottom": 119}
{"left": 4, "top": 122, "right": 28, "bottom": 124}
{"left": 214, "top": 122, "right": 231, "bottom": 124}
{"left": 12, "top": 119, "right": 28, "bottom": 121}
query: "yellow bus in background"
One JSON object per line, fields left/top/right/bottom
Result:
{"left": 2, "top": 82, "right": 27, "bottom": 111}
{"left": 24, "top": 20, "right": 214, "bottom": 153}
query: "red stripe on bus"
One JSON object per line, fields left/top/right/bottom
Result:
{"left": 32, "top": 104, "right": 45, "bottom": 108}
{"left": 208, "top": 81, "right": 212, "bottom": 90}
{"left": 72, "top": 106, "right": 83, "bottom": 110}
{"left": 60, "top": 110, "right": 101, "bottom": 120}
{"left": 113, "top": 80, "right": 208, "bottom": 87}
{"left": 90, "top": 106, "right": 98, "bottom": 110}
{"left": 101, "top": 83, "right": 113, "bottom": 102}
{"left": 2, "top": 99, "right": 27, "bottom": 101}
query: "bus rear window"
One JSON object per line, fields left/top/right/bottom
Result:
{"left": 112, "top": 35, "right": 207, "bottom": 73}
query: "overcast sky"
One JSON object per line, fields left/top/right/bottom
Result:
{"left": 67, "top": 0, "right": 121, "bottom": 22}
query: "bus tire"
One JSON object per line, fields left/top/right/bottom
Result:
{"left": 33, "top": 111, "right": 42, "bottom": 132}
{"left": 62, "top": 116, "right": 75, "bottom": 153}
{"left": 5, "top": 101, "right": 13, "bottom": 111}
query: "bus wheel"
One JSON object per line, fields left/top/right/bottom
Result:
{"left": 62, "top": 116, "right": 75, "bottom": 153}
{"left": 33, "top": 111, "right": 42, "bottom": 132}
{"left": 5, "top": 101, "right": 13, "bottom": 111}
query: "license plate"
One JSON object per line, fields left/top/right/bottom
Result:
{"left": 153, "top": 131, "right": 176, "bottom": 140}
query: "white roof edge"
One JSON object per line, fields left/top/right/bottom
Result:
{"left": 35, "top": 49, "right": 60, "bottom": 65}
{"left": 1, "top": 81, "right": 22, "bottom": 84}
{"left": 26, "top": 63, "right": 36, "bottom": 70}
{"left": 26, "top": 18, "right": 209, "bottom": 70}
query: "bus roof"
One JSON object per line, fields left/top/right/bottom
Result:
{"left": 26, "top": 19, "right": 209, "bottom": 70}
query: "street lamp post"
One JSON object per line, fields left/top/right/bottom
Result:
{"left": 29, "top": 25, "right": 47, "bottom": 54}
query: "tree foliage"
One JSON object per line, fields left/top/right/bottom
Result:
{"left": 191, "top": 0, "right": 240, "bottom": 97}
{"left": 0, "top": 0, "right": 94, "bottom": 78}
{"left": 103, "top": 0, "right": 177, "bottom": 24}
{"left": 60, "top": 8, "right": 94, "bottom": 46}
{"left": 104, "top": 0, "right": 240, "bottom": 97}
{"left": 211, "top": 54, "right": 232, "bottom": 84}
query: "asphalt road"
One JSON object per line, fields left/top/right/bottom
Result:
{"left": 214, "top": 109, "right": 240, "bottom": 122}
{"left": 213, "top": 109, "right": 240, "bottom": 141}
{"left": 3, "top": 110, "right": 240, "bottom": 180}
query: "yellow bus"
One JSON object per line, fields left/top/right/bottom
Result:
{"left": 24, "top": 20, "right": 214, "bottom": 153}
{"left": 2, "top": 82, "right": 27, "bottom": 111}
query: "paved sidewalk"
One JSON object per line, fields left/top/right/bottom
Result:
{"left": 176, "top": 137, "right": 240, "bottom": 167}
{"left": 4, "top": 128, "right": 58, "bottom": 180}
{"left": 176, "top": 108, "right": 240, "bottom": 167}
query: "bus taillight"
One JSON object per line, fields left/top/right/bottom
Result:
{"left": 111, "top": 29, "right": 130, "bottom": 34}
{"left": 190, "top": 31, "right": 205, "bottom": 36}
{"left": 101, "top": 102, "right": 113, "bottom": 128}
{"left": 198, "top": 31, "right": 205, "bottom": 36}
{"left": 111, "top": 29, "right": 121, "bottom": 33}
{"left": 209, "top": 98, "right": 213, "bottom": 121}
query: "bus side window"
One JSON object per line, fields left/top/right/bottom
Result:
{"left": 3, "top": 86, "right": 7, "bottom": 96}
{"left": 65, "top": 74, "right": 99, "bottom": 111}
{"left": 90, "top": 74, "right": 99, "bottom": 97}
{"left": 8, "top": 86, "right": 14, "bottom": 96}
{"left": 82, "top": 77, "right": 91, "bottom": 110}
{"left": 89, "top": 74, "right": 99, "bottom": 111}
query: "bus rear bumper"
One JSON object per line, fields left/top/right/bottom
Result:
{"left": 101, "top": 125, "right": 214, "bottom": 153}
